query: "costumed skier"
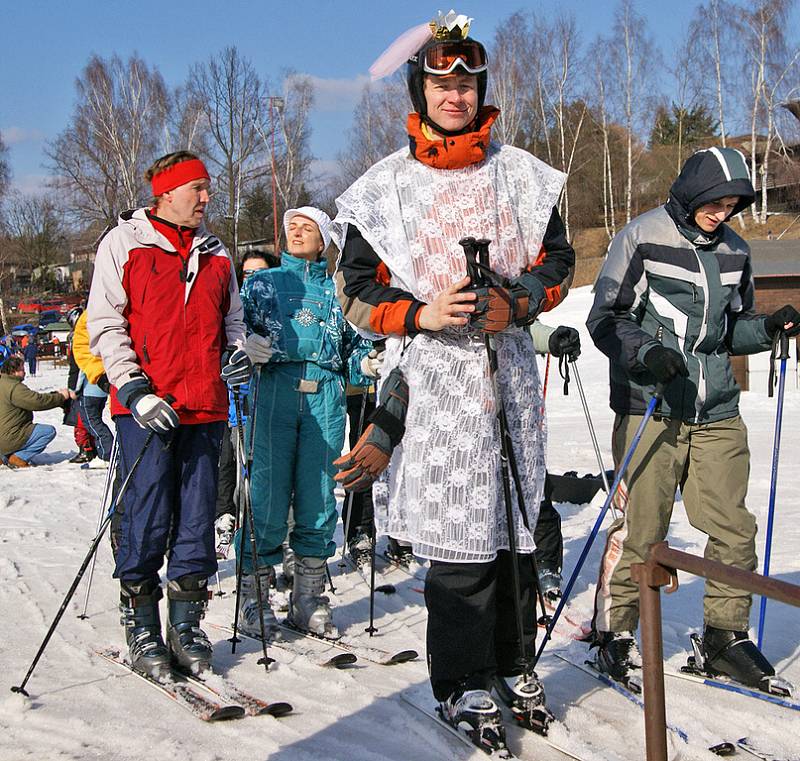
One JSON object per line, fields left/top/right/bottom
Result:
{"left": 236, "top": 206, "right": 377, "bottom": 640}
{"left": 333, "top": 11, "right": 574, "bottom": 749}
{"left": 87, "top": 151, "right": 268, "bottom": 677}
{"left": 587, "top": 147, "right": 800, "bottom": 694}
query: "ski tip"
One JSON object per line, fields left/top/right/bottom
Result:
{"left": 709, "top": 741, "right": 736, "bottom": 757}
{"left": 326, "top": 653, "right": 358, "bottom": 668}
{"left": 265, "top": 701, "right": 293, "bottom": 717}
{"left": 388, "top": 650, "right": 419, "bottom": 665}
{"left": 210, "top": 705, "right": 246, "bottom": 721}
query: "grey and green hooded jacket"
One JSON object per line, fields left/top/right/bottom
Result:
{"left": 587, "top": 147, "right": 772, "bottom": 423}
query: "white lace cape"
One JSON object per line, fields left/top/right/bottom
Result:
{"left": 335, "top": 143, "right": 566, "bottom": 562}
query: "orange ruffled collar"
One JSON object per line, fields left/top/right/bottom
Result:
{"left": 407, "top": 106, "right": 500, "bottom": 170}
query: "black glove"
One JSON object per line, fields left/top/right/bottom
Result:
{"left": 643, "top": 345, "right": 689, "bottom": 385}
{"left": 221, "top": 348, "right": 253, "bottom": 387}
{"left": 765, "top": 305, "right": 800, "bottom": 337}
{"left": 548, "top": 326, "right": 581, "bottom": 361}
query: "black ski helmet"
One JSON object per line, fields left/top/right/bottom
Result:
{"left": 66, "top": 306, "right": 84, "bottom": 328}
{"left": 406, "top": 36, "right": 488, "bottom": 136}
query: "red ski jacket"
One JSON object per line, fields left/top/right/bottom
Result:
{"left": 87, "top": 208, "right": 245, "bottom": 424}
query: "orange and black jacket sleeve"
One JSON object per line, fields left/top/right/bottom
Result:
{"left": 339, "top": 225, "right": 426, "bottom": 336}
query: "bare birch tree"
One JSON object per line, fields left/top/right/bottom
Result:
{"left": 188, "top": 47, "right": 268, "bottom": 249}
{"left": 46, "top": 55, "right": 169, "bottom": 226}
{"left": 337, "top": 75, "right": 409, "bottom": 188}
{"left": 738, "top": 0, "right": 798, "bottom": 221}
{"left": 610, "top": 0, "right": 658, "bottom": 223}
{"left": 488, "top": 12, "right": 533, "bottom": 147}
{"left": 4, "top": 192, "right": 66, "bottom": 273}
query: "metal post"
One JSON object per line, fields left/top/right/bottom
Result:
{"left": 632, "top": 559, "right": 675, "bottom": 761}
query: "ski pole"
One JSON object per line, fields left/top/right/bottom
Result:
{"left": 77, "top": 435, "right": 119, "bottom": 619}
{"left": 572, "top": 362, "right": 614, "bottom": 517}
{"left": 365, "top": 492, "right": 379, "bottom": 637}
{"left": 533, "top": 384, "right": 665, "bottom": 666}
{"left": 231, "top": 381, "right": 273, "bottom": 669}
{"left": 757, "top": 332, "right": 789, "bottom": 650}
{"left": 339, "top": 388, "right": 369, "bottom": 569}
{"left": 230, "top": 374, "right": 259, "bottom": 651}
{"left": 462, "top": 237, "right": 532, "bottom": 675}
{"left": 11, "top": 430, "right": 156, "bottom": 697}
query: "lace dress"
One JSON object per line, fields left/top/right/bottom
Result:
{"left": 334, "top": 143, "right": 565, "bottom": 562}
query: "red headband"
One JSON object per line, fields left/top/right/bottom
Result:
{"left": 151, "top": 158, "right": 210, "bottom": 196}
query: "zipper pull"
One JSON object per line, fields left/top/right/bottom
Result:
{"left": 691, "top": 284, "right": 697, "bottom": 303}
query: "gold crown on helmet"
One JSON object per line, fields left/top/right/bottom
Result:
{"left": 429, "top": 9, "right": 472, "bottom": 41}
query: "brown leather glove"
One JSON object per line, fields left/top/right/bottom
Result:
{"left": 467, "top": 286, "right": 529, "bottom": 334}
{"left": 333, "top": 367, "right": 409, "bottom": 492}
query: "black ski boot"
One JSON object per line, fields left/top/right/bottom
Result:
{"left": 492, "top": 672, "right": 553, "bottom": 735}
{"left": 438, "top": 689, "right": 510, "bottom": 757}
{"left": 694, "top": 625, "right": 788, "bottom": 694}
{"left": 348, "top": 531, "right": 373, "bottom": 572}
{"left": 119, "top": 579, "right": 171, "bottom": 679}
{"left": 166, "top": 574, "right": 213, "bottom": 675}
{"left": 536, "top": 566, "right": 562, "bottom": 605}
{"left": 592, "top": 630, "right": 642, "bottom": 691}
{"left": 385, "top": 536, "right": 414, "bottom": 567}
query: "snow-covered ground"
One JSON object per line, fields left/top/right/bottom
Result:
{"left": 1, "top": 285, "right": 798, "bottom": 761}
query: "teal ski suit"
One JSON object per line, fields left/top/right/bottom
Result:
{"left": 239, "top": 252, "right": 373, "bottom": 571}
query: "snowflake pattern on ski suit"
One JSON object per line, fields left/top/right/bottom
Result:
{"left": 335, "top": 143, "right": 566, "bottom": 562}
{"left": 241, "top": 252, "right": 373, "bottom": 387}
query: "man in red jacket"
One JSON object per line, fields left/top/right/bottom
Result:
{"left": 87, "top": 151, "right": 267, "bottom": 678}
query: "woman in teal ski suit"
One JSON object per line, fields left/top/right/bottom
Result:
{"left": 237, "top": 206, "right": 377, "bottom": 639}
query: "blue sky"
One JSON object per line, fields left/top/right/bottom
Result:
{"left": 0, "top": 0, "right": 728, "bottom": 195}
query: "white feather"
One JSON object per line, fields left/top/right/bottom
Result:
{"left": 369, "top": 22, "right": 433, "bottom": 81}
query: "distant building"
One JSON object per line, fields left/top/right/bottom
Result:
{"left": 731, "top": 239, "right": 800, "bottom": 393}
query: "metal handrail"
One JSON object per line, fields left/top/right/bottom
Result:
{"left": 633, "top": 541, "right": 800, "bottom": 761}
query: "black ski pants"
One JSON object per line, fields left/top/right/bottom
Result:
{"left": 425, "top": 550, "right": 538, "bottom": 701}
{"left": 533, "top": 475, "right": 563, "bottom": 573}
{"left": 216, "top": 426, "right": 236, "bottom": 519}
{"left": 340, "top": 391, "right": 375, "bottom": 542}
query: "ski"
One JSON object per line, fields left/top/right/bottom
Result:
{"left": 401, "top": 683, "right": 585, "bottom": 760}
{"left": 553, "top": 653, "right": 736, "bottom": 756}
{"left": 666, "top": 666, "right": 800, "bottom": 712}
{"left": 737, "top": 736, "right": 800, "bottom": 761}
{"left": 207, "top": 622, "right": 357, "bottom": 669}
{"left": 95, "top": 647, "right": 245, "bottom": 722}
{"left": 181, "top": 671, "right": 293, "bottom": 717}
{"left": 278, "top": 620, "right": 419, "bottom": 666}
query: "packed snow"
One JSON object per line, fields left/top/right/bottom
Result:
{"left": 1, "top": 286, "right": 798, "bottom": 760}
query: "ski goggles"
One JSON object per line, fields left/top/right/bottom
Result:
{"left": 420, "top": 40, "right": 487, "bottom": 75}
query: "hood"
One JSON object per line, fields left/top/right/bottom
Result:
{"left": 665, "top": 147, "right": 755, "bottom": 246}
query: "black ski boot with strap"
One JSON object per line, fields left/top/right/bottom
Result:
{"left": 166, "top": 574, "right": 213, "bottom": 675}
{"left": 492, "top": 672, "right": 553, "bottom": 735}
{"left": 696, "top": 625, "right": 786, "bottom": 693}
{"left": 119, "top": 579, "right": 171, "bottom": 679}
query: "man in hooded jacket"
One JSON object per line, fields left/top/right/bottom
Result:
{"left": 586, "top": 146, "right": 800, "bottom": 693}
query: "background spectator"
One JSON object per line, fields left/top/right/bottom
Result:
{"left": 0, "top": 356, "right": 72, "bottom": 468}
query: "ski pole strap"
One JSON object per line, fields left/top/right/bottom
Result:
{"left": 558, "top": 354, "right": 570, "bottom": 396}
{"left": 767, "top": 332, "right": 791, "bottom": 398}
